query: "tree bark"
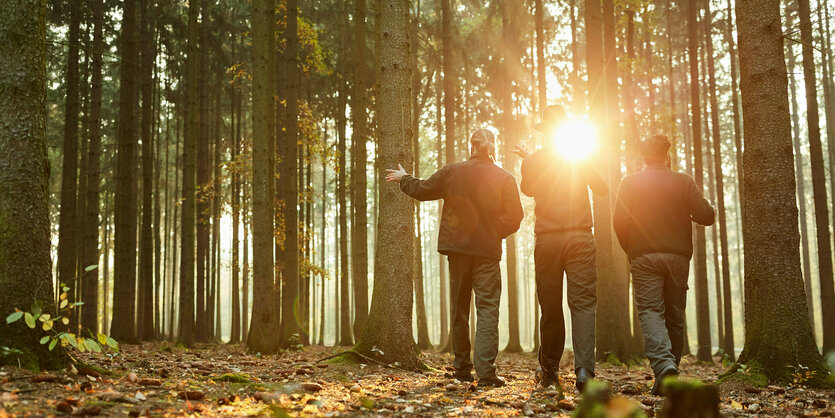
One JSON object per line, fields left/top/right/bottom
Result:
{"left": 279, "top": 0, "right": 303, "bottom": 348}
{"left": 353, "top": 0, "right": 421, "bottom": 370}
{"left": 734, "top": 0, "right": 827, "bottom": 383}
{"left": 81, "top": 0, "right": 104, "bottom": 336}
{"left": 138, "top": 0, "right": 156, "bottom": 341}
{"left": 57, "top": 0, "right": 81, "bottom": 321}
{"left": 178, "top": 0, "right": 199, "bottom": 347}
{"left": 703, "top": 0, "right": 734, "bottom": 359}
{"left": 785, "top": 5, "right": 816, "bottom": 335}
{"left": 0, "top": 0, "right": 68, "bottom": 370}
{"left": 798, "top": 0, "right": 835, "bottom": 353}
{"left": 687, "top": 0, "right": 711, "bottom": 362}
{"left": 351, "top": 0, "right": 370, "bottom": 342}
{"left": 111, "top": 0, "right": 140, "bottom": 344}
{"left": 247, "top": 0, "right": 280, "bottom": 354}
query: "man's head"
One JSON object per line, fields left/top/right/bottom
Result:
{"left": 470, "top": 128, "right": 496, "bottom": 160}
{"left": 534, "top": 105, "right": 567, "bottom": 135}
{"left": 640, "top": 134, "right": 672, "bottom": 164}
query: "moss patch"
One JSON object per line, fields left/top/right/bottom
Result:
{"left": 215, "top": 373, "right": 251, "bottom": 383}
{"left": 717, "top": 367, "right": 769, "bottom": 388}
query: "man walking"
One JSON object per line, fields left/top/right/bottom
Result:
{"left": 613, "top": 134, "right": 715, "bottom": 395}
{"left": 386, "top": 128, "right": 523, "bottom": 387}
{"left": 514, "top": 105, "right": 607, "bottom": 391}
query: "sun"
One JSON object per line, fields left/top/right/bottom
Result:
{"left": 551, "top": 118, "right": 598, "bottom": 161}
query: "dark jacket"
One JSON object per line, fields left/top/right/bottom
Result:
{"left": 520, "top": 148, "right": 608, "bottom": 235}
{"left": 399, "top": 156, "right": 524, "bottom": 260}
{"left": 613, "top": 162, "right": 715, "bottom": 259}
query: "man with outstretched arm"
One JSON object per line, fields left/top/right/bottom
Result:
{"left": 513, "top": 105, "right": 607, "bottom": 392}
{"left": 386, "top": 128, "right": 523, "bottom": 388}
{"left": 613, "top": 134, "right": 715, "bottom": 395}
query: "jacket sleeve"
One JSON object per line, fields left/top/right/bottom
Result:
{"left": 399, "top": 166, "right": 448, "bottom": 201}
{"left": 687, "top": 178, "right": 716, "bottom": 226}
{"left": 612, "top": 181, "right": 631, "bottom": 252}
{"left": 498, "top": 175, "right": 524, "bottom": 239}
{"left": 585, "top": 163, "right": 609, "bottom": 196}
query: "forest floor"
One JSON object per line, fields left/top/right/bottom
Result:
{"left": 1, "top": 342, "right": 834, "bottom": 417}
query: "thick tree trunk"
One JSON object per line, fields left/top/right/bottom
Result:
{"left": 111, "top": 0, "right": 140, "bottom": 344}
{"left": 351, "top": 0, "right": 370, "bottom": 342}
{"left": 687, "top": 0, "right": 711, "bottom": 362}
{"left": 734, "top": 0, "right": 827, "bottom": 383}
{"left": 798, "top": 0, "right": 835, "bottom": 353}
{"left": 353, "top": 0, "right": 421, "bottom": 370}
{"left": 0, "top": 0, "right": 68, "bottom": 370}
{"left": 247, "top": 0, "right": 280, "bottom": 354}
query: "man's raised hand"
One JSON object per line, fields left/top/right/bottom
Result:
{"left": 511, "top": 144, "right": 531, "bottom": 159}
{"left": 385, "top": 164, "right": 409, "bottom": 183}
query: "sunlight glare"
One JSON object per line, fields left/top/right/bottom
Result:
{"left": 551, "top": 118, "right": 598, "bottom": 161}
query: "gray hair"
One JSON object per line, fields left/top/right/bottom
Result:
{"left": 470, "top": 129, "right": 496, "bottom": 160}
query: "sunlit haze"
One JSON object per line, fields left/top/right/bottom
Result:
{"left": 551, "top": 118, "right": 597, "bottom": 161}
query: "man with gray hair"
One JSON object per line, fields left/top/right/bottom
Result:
{"left": 613, "top": 134, "right": 715, "bottom": 395}
{"left": 386, "top": 128, "right": 523, "bottom": 387}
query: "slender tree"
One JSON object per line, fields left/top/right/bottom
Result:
{"left": 351, "top": 0, "right": 370, "bottom": 341}
{"left": 138, "top": 0, "right": 156, "bottom": 341}
{"left": 798, "top": 0, "right": 835, "bottom": 353}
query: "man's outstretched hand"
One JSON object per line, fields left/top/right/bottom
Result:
{"left": 511, "top": 144, "right": 531, "bottom": 159}
{"left": 385, "top": 164, "right": 409, "bottom": 183}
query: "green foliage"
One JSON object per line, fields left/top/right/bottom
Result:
{"left": 5, "top": 277, "right": 118, "bottom": 356}
{"left": 216, "top": 373, "right": 252, "bottom": 383}
{"left": 717, "top": 362, "right": 769, "bottom": 387}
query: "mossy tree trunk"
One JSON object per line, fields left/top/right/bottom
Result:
{"left": 0, "top": 0, "right": 68, "bottom": 370}
{"left": 733, "top": 0, "right": 828, "bottom": 384}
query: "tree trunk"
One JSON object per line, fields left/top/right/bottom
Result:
{"left": 247, "top": 0, "right": 280, "bottom": 354}
{"left": 178, "top": 0, "right": 199, "bottom": 346}
{"left": 533, "top": 0, "right": 547, "bottom": 352}
{"left": 279, "top": 0, "right": 302, "bottom": 348}
{"left": 353, "top": 0, "right": 421, "bottom": 370}
{"left": 798, "top": 0, "right": 835, "bottom": 353}
{"left": 230, "top": 41, "right": 241, "bottom": 343}
{"left": 111, "top": 0, "right": 140, "bottom": 344}
{"left": 57, "top": 0, "right": 81, "bottom": 321}
{"left": 733, "top": 0, "right": 827, "bottom": 383}
{"left": 686, "top": 0, "right": 711, "bottom": 362}
{"left": 194, "top": 0, "right": 210, "bottom": 343}
{"left": 703, "top": 0, "right": 734, "bottom": 359}
{"left": 785, "top": 6, "right": 816, "bottom": 335}
{"left": 351, "top": 0, "right": 370, "bottom": 342}
{"left": 337, "top": 52, "right": 353, "bottom": 347}
{"left": 138, "top": 0, "right": 156, "bottom": 341}
{"left": 81, "top": 0, "right": 104, "bottom": 336}
{"left": 0, "top": 0, "right": 68, "bottom": 370}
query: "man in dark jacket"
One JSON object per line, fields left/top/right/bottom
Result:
{"left": 386, "top": 128, "right": 523, "bottom": 387}
{"left": 513, "top": 105, "right": 607, "bottom": 391}
{"left": 613, "top": 134, "right": 715, "bottom": 395}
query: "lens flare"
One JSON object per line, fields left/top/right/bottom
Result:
{"left": 551, "top": 118, "right": 597, "bottom": 161}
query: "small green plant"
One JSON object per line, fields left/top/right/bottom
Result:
{"left": 5, "top": 265, "right": 118, "bottom": 354}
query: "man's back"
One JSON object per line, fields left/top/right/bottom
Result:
{"left": 613, "top": 163, "right": 715, "bottom": 259}
{"left": 400, "top": 156, "right": 523, "bottom": 260}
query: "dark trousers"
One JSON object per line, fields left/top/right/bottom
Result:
{"left": 448, "top": 253, "right": 502, "bottom": 380}
{"left": 630, "top": 253, "right": 689, "bottom": 376}
{"left": 535, "top": 230, "right": 597, "bottom": 374}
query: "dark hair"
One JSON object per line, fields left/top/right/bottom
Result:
{"left": 640, "top": 134, "right": 672, "bottom": 161}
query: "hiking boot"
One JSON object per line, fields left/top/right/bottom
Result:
{"left": 535, "top": 366, "right": 558, "bottom": 388}
{"left": 453, "top": 369, "right": 474, "bottom": 382}
{"left": 651, "top": 366, "right": 679, "bottom": 396}
{"left": 575, "top": 367, "right": 594, "bottom": 393}
{"left": 478, "top": 376, "right": 506, "bottom": 388}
